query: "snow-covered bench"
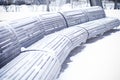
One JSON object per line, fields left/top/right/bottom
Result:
{"left": 0, "top": 6, "right": 119, "bottom": 80}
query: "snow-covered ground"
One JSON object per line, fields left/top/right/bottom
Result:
{"left": 57, "top": 12, "right": 120, "bottom": 80}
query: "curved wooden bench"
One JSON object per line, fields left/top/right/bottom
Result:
{"left": 0, "top": 6, "right": 119, "bottom": 80}
{"left": 0, "top": 25, "right": 89, "bottom": 79}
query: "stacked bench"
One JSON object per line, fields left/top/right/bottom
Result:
{"left": 0, "top": 6, "right": 120, "bottom": 80}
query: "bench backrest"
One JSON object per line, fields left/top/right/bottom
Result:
{"left": 38, "top": 13, "right": 67, "bottom": 35}
{"left": 8, "top": 16, "right": 44, "bottom": 48}
{"left": 60, "top": 9, "right": 88, "bottom": 27}
{"left": 4, "top": 6, "right": 105, "bottom": 48}
{"left": 0, "top": 22, "right": 21, "bottom": 68}
{"left": 84, "top": 6, "right": 106, "bottom": 21}
{"left": 60, "top": 6, "right": 106, "bottom": 27}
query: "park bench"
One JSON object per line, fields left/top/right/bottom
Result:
{"left": 0, "top": 6, "right": 119, "bottom": 80}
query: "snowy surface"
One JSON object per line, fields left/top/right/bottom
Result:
{"left": 57, "top": 12, "right": 120, "bottom": 80}
{"left": 105, "top": 10, "right": 120, "bottom": 20}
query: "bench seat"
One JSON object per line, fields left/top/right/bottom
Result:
{"left": 0, "top": 51, "right": 60, "bottom": 80}
{"left": 76, "top": 17, "right": 120, "bottom": 39}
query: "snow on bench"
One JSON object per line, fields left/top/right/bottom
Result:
{"left": 0, "top": 50, "right": 60, "bottom": 80}
{"left": 0, "top": 22, "right": 21, "bottom": 68}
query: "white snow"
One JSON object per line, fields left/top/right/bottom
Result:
{"left": 57, "top": 12, "right": 120, "bottom": 80}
